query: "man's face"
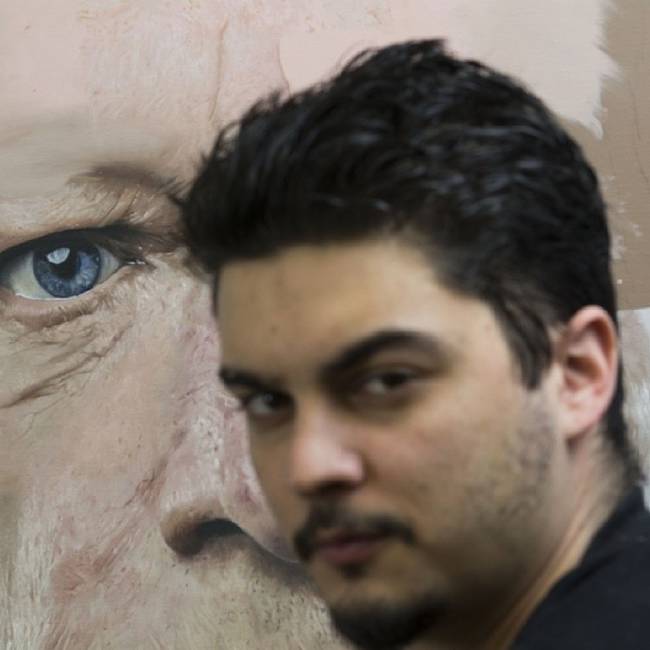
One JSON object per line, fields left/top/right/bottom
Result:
{"left": 218, "top": 239, "right": 573, "bottom": 649}
{"left": 0, "top": 2, "right": 366, "bottom": 647}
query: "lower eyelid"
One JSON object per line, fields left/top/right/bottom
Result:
{"left": 0, "top": 262, "right": 147, "bottom": 329}
{"left": 357, "top": 369, "right": 417, "bottom": 386}
{"left": 0, "top": 247, "right": 121, "bottom": 301}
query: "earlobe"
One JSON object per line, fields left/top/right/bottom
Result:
{"left": 555, "top": 306, "right": 619, "bottom": 441}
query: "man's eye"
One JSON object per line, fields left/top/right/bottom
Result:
{"left": 0, "top": 235, "right": 127, "bottom": 301}
{"left": 359, "top": 369, "right": 417, "bottom": 396}
{"left": 241, "top": 392, "right": 292, "bottom": 420}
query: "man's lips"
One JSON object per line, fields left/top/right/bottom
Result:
{"left": 312, "top": 531, "right": 388, "bottom": 568}
{"left": 294, "top": 505, "right": 415, "bottom": 566}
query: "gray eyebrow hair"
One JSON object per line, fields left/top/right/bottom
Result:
{"left": 0, "top": 162, "right": 184, "bottom": 251}
{"left": 74, "top": 162, "right": 182, "bottom": 195}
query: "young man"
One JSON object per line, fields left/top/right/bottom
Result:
{"left": 181, "top": 40, "right": 650, "bottom": 649}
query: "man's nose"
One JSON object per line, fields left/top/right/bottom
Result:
{"left": 158, "top": 303, "right": 292, "bottom": 559}
{"left": 289, "top": 403, "right": 366, "bottom": 498}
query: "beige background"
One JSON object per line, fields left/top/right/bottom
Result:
{"left": 278, "top": 0, "right": 649, "bottom": 308}
{"left": 575, "top": 0, "right": 650, "bottom": 310}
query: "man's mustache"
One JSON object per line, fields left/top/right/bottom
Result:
{"left": 294, "top": 502, "right": 415, "bottom": 562}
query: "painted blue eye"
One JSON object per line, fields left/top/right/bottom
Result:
{"left": 32, "top": 244, "right": 102, "bottom": 298}
{"left": 0, "top": 236, "right": 122, "bottom": 301}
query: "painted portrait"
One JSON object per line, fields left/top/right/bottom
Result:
{"left": 1, "top": 1, "right": 648, "bottom": 647}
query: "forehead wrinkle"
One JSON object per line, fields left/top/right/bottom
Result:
{"left": 0, "top": 116, "right": 182, "bottom": 200}
{"left": 0, "top": 313, "right": 129, "bottom": 412}
{"left": 79, "top": 1, "right": 226, "bottom": 122}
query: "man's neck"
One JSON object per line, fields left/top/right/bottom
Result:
{"left": 410, "top": 441, "right": 628, "bottom": 650}
{"left": 482, "top": 450, "right": 627, "bottom": 650}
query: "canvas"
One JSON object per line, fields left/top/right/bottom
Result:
{"left": 1, "top": 2, "right": 648, "bottom": 647}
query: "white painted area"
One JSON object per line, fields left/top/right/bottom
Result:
{"left": 620, "top": 307, "right": 650, "bottom": 500}
{"left": 279, "top": 0, "right": 617, "bottom": 137}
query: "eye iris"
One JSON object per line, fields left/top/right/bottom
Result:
{"left": 33, "top": 243, "right": 102, "bottom": 298}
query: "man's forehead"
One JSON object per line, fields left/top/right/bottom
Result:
{"left": 218, "top": 241, "right": 480, "bottom": 353}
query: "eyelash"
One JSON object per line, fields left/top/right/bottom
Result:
{"left": 0, "top": 223, "right": 168, "bottom": 321}
{"left": 235, "top": 368, "right": 422, "bottom": 417}
{"left": 0, "top": 223, "right": 162, "bottom": 265}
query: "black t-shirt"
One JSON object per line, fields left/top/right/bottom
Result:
{"left": 513, "top": 487, "right": 650, "bottom": 649}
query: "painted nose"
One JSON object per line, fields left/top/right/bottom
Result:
{"left": 158, "top": 385, "right": 293, "bottom": 559}
{"left": 159, "top": 303, "right": 293, "bottom": 560}
{"left": 289, "top": 404, "right": 365, "bottom": 498}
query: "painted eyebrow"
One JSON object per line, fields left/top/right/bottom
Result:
{"left": 0, "top": 162, "right": 182, "bottom": 250}
{"left": 75, "top": 162, "right": 180, "bottom": 195}
{"left": 320, "top": 329, "right": 451, "bottom": 383}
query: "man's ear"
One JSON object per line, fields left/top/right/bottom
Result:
{"left": 554, "top": 306, "right": 619, "bottom": 442}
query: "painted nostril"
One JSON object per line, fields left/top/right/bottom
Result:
{"left": 165, "top": 515, "right": 300, "bottom": 562}
{"left": 161, "top": 507, "right": 244, "bottom": 556}
{"left": 195, "top": 518, "right": 244, "bottom": 544}
{"left": 172, "top": 518, "right": 244, "bottom": 556}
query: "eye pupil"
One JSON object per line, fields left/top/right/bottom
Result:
{"left": 385, "top": 372, "right": 407, "bottom": 386}
{"left": 33, "top": 243, "right": 102, "bottom": 298}
{"left": 256, "top": 393, "right": 283, "bottom": 411}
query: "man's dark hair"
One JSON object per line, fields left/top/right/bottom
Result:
{"left": 180, "top": 39, "right": 639, "bottom": 480}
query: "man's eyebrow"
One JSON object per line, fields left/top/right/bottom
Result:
{"left": 219, "top": 368, "right": 283, "bottom": 393}
{"left": 320, "top": 329, "right": 450, "bottom": 381}
{"left": 220, "top": 331, "right": 449, "bottom": 392}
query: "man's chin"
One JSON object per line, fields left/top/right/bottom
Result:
{"left": 329, "top": 594, "right": 446, "bottom": 650}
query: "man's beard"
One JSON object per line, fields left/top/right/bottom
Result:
{"left": 329, "top": 593, "right": 446, "bottom": 650}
